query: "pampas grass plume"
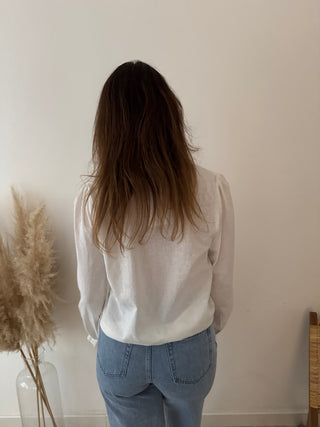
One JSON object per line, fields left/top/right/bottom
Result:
{"left": 0, "top": 187, "right": 58, "bottom": 351}
{"left": 0, "top": 236, "right": 21, "bottom": 351}
{"left": 11, "top": 188, "right": 58, "bottom": 349}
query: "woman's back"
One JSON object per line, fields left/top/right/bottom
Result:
{"left": 74, "top": 164, "right": 234, "bottom": 346}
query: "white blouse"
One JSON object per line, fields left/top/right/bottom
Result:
{"left": 73, "top": 165, "right": 235, "bottom": 347}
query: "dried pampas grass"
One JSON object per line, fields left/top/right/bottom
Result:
{"left": 0, "top": 187, "right": 60, "bottom": 426}
{"left": 11, "top": 189, "right": 57, "bottom": 349}
{"left": 0, "top": 235, "right": 21, "bottom": 351}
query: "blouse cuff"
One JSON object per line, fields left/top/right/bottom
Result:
{"left": 87, "top": 334, "right": 98, "bottom": 347}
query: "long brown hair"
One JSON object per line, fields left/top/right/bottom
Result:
{"left": 83, "top": 60, "right": 208, "bottom": 256}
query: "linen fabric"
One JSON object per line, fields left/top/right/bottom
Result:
{"left": 73, "top": 165, "right": 235, "bottom": 347}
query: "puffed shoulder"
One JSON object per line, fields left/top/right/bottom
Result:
{"left": 215, "top": 173, "right": 232, "bottom": 194}
{"left": 214, "top": 173, "right": 233, "bottom": 214}
{"left": 74, "top": 182, "right": 91, "bottom": 205}
{"left": 196, "top": 165, "right": 231, "bottom": 189}
{"left": 73, "top": 183, "right": 93, "bottom": 230}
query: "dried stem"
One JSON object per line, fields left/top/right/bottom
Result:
{"left": 31, "top": 346, "right": 53, "bottom": 427}
{"left": 36, "top": 383, "right": 40, "bottom": 427}
{"left": 32, "top": 346, "right": 46, "bottom": 427}
{"left": 20, "top": 347, "right": 57, "bottom": 426}
{"left": 27, "top": 346, "right": 46, "bottom": 426}
{"left": 41, "top": 391, "right": 46, "bottom": 427}
{"left": 31, "top": 347, "right": 43, "bottom": 427}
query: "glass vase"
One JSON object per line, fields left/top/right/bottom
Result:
{"left": 16, "top": 348, "right": 65, "bottom": 427}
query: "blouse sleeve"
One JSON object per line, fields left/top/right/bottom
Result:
{"left": 73, "top": 185, "right": 110, "bottom": 347}
{"left": 208, "top": 173, "right": 235, "bottom": 335}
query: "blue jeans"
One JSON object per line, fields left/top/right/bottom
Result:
{"left": 96, "top": 323, "right": 217, "bottom": 427}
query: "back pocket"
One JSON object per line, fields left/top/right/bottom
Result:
{"left": 166, "top": 326, "right": 213, "bottom": 384}
{"left": 97, "top": 329, "right": 133, "bottom": 377}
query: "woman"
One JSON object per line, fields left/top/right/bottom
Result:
{"left": 73, "top": 60, "right": 235, "bottom": 427}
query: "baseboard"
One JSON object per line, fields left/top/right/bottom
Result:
{"left": 202, "top": 411, "right": 307, "bottom": 426}
{"left": 0, "top": 411, "right": 308, "bottom": 427}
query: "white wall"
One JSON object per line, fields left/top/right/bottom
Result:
{"left": 0, "top": 0, "right": 319, "bottom": 424}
